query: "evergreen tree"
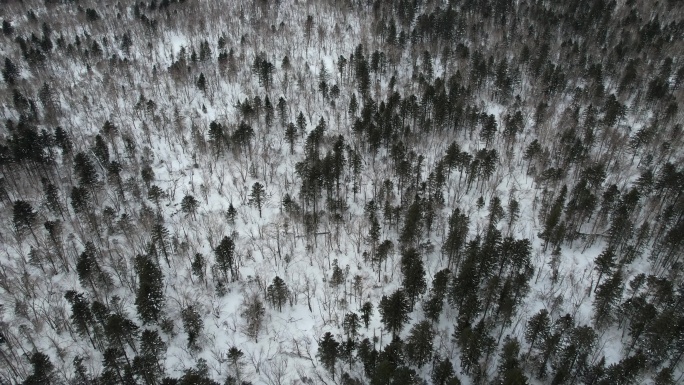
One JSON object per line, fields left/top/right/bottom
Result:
{"left": 343, "top": 312, "right": 361, "bottom": 340}
{"left": 151, "top": 221, "right": 171, "bottom": 267}
{"left": 400, "top": 248, "right": 426, "bottom": 310}
{"left": 404, "top": 320, "right": 433, "bottom": 367}
{"left": 64, "top": 290, "right": 97, "bottom": 348}
{"left": 196, "top": 73, "right": 207, "bottom": 92}
{"left": 432, "top": 356, "right": 459, "bottom": 385}
{"left": 134, "top": 253, "right": 165, "bottom": 324}
{"left": 241, "top": 294, "right": 265, "bottom": 342}
{"left": 214, "top": 236, "right": 235, "bottom": 281}
{"left": 379, "top": 289, "right": 410, "bottom": 337}
{"left": 2, "top": 58, "right": 19, "bottom": 85}
{"left": 181, "top": 305, "right": 203, "bottom": 352}
{"left": 133, "top": 329, "right": 167, "bottom": 385}
{"left": 181, "top": 195, "right": 199, "bottom": 219}
{"left": 525, "top": 309, "right": 551, "bottom": 357}
{"left": 494, "top": 336, "right": 529, "bottom": 385}
{"left": 248, "top": 182, "right": 266, "bottom": 218}
{"left": 593, "top": 247, "right": 616, "bottom": 293}
{"left": 360, "top": 301, "right": 373, "bottom": 329}
{"left": 593, "top": 270, "right": 623, "bottom": 330}
{"left": 266, "top": 276, "right": 288, "bottom": 311}
{"left": 23, "top": 352, "right": 56, "bottom": 385}
{"left": 73, "top": 152, "right": 100, "bottom": 190}
{"left": 423, "top": 269, "right": 450, "bottom": 323}
{"left": 442, "top": 207, "right": 469, "bottom": 269}
{"left": 317, "top": 332, "right": 339, "bottom": 380}
{"left": 400, "top": 198, "right": 422, "bottom": 248}
{"left": 13, "top": 200, "right": 39, "bottom": 243}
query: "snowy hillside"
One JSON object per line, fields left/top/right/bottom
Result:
{"left": 0, "top": 1, "right": 683, "bottom": 384}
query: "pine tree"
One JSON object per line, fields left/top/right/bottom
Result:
{"left": 64, "top": 291, "right": 97, "bottom": 348}
{"left": 181, "top": 305, "right": 203, "bottom": 352}
{"left": 196, "top": 73, "right": 207, "bottom": 92}
{"left": 400, "top": 198, "right": 422, "bottom": 248}
{"left": 248, "top": 182, "right": 266, "bottom": 218}
{"left": 73, "top": 152, "right": 100, "bottom": 190}
{"left": 442, "top": 207, "right": 469, "bottom": 269}
{"left": 2, "top": 58, "right": 19, "bottom": 85}
{"left": 266, "top": 276, "right": 289, "bottom": 311}
{"left": 342, "top": 312, "right": 361, "bottom": 340}
{"left": 133, "top": 329, "right": 166, "bottom": 385}
{"left": 423, "top": 269, "right": 450, "bottom": 323}
{"left": 23, "top": 352, "right": 56, "bottom": 385}
{"left": 134, "top": 254, "right": 165, "bottom": 325}
{"left": 400, "top": 248, "right": 426, "bottom": 310}
{"left": 432, "top": 356, "right": 460, "bottom": 385}
{"left": 317, "top": 332, "right": 340, "bottom": 380}
{"left": 151, "top": 221, "right": 171, "bottom": 267}
{"left": 593, "top": 247, "right": 616, "bottom": 293}
{"left": 593, "top": 270, "right": 623, "bottom": 330}
{"left": 525, "top": 309, "right": 551, "bottom": 357}
{"left": 494, "top": 336, "right": 529, "bottom": 385}
{"left": 360, "top": 301, "right": 373, "bottom": 329}
{"left": 379, "top": 289, "right": 410, "bottom": 337}
{"left": 404, "top": 320, "right": 434, "bottom": 367}
{"left": 214, "top": 236, "right": 235, "bottom": 281}
{"left": 227, "top": 346, "right": 245, "bottom": 383}
{"left": 241, "top": 293, "right": 265, "bottom": 342}
{"left": 13, "top": 200, "right": 39, "bottom": 244}
{"left": 181, "top": 195, "right": 199, "bottom": 219}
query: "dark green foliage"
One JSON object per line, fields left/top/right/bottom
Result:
{"left": 248, "top": 182, "right": 266, "bottom": 218}
{"left": 12, "top": 200, "right": 38, "bottom": 238}
{"left": 317, "top": 332, "right": 339, "bottom": 380}
{"left": 23, "top": 352, "right": 55, "bottom": 385}
{"left": 2, "top": 58, "right": 19, "bottom": 85}
{"left": 74, "top": 152, "right": 99, "bottom": 189}
{"left": 494, "top": 336, "right": 528, "bottom": 385}
{"left": 400, "top": 248, "right": 426, "bottom": 310}
{"left": 404, "top": 320, "right": 433, "bottom": 367}
{"left": 181, "top": 195, "right": 199, "bottom": 218}
{"left": 342, "top": 312, "right": 361, "bottom": 340}
{"left": 241, "top": 294, "right": 265, "bottom": 342}
{"left": 134, "top": 254, "right": 165, "bottom": 324}
{"left": 133, "top": 329, "right": 167, "bottom": 385}
{"left": 360, "top": 301, "right": 373, "bottom": 328}
{"left": 214, "top": 236, "right": 236, "bottom": 281}
{"left": 442, "top": 207, "right": 469, "bottom": 269}
{"left": 181, "top": 305, "right": 203, "bottom": 351}
{"left": 64, "top": 290, "right": 97, "bottom": 347}
{"left": 423, "top": 269, "right": 450, "bottom": 323}
{"left": 266, "top": 276, "right": 288, "bottom": 311}
{"left": 525, "top": 309, "right": 551, "bottom": 356}
{"left": 432, "top": 356, "right": 459, "bottom": 385}
{"left": 379, "top": 289, "right": 410, "bottom": 337}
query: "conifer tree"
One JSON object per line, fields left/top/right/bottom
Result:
{"left": 342, "top": 312, "right": 361, "bottom": 340}
{"left": 13, "top": 200, "right": 39, "bottom": 244}
{"left": 181, "top": 305, "right": 203, "bottom": 352}
{"left": 23, "top": 352, "right": 56, "bottom": 385}
{"left": 400, "top": 248, "right": 426, "bottom": 310}
{"left": 214, "top": 236, "right": 235, "bottom": 281}
{"left": 134, "top": 254, "right": 165, "bottom": 325}
{"left": 248, "top": 182, "right": 266, "bottom": 218}
{"left": 241, "top": 294, "right": 265, "bottom": 342}
{"left": 360, "top": 301, "right": 373, "bottom": 329}
{"left": 404, "top": 320, "right": 434, "bottom": 367}
{"left": 181, "top": 195, "right": 199, "bottom": 219}
{"left": 379, "top": 289, "right": 410, "bottom": 337}
{"left": 317, "top": 332, "right": 339, "bottom": 380}
{"left": 266, "top": 276, "right": 288, "bottom": 312}
{"left": 133, "top": 329, "right": 166, "bottom": 385}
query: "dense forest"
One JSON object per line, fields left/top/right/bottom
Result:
{"left": 0, "top": 0, "right": 683, "bottom": 384}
